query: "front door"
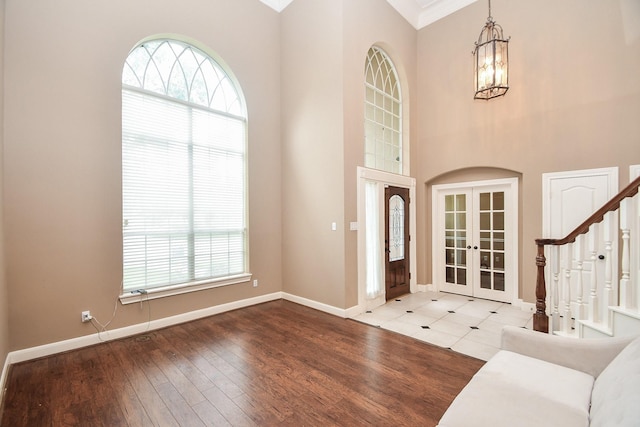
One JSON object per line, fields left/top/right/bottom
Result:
{"left": 385, "top": 186, "right": 410, "bottom": 300}
{"left": 433, "top": 179, "right": 517, "bottom": 303}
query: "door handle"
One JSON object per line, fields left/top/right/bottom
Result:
{"left": 598, "top": 254, "right": 605, "bottom": 260}
{"left": 467, "top": 245, "right": 479, "bottom": 250}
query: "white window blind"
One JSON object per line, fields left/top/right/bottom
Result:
{"left": 122, "top": 39, "right": 247, "bottom": 293}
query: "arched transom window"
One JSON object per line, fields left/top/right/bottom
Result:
{"left": 121, "top": 39, "right": 248, "bottom": 294}
{"left": 364, "top": 46, "right": 402, "bottom": 174}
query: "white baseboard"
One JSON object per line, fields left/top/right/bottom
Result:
{"left": 3, "top": 291, "right": 353, "bottom": 366}
{"left": 0, "top": 291, "right": 354, "bottom": 404}
{"left": 417, "top": 283, "right": 436, "bottom": 292}
{"left": 514, "top": 299, "right": 536, "bottom": 313}
{"left": 1, "top": 352, "right": 10, "bottom": 404}
{"left": 281, "top": 292, "right": 353, "bottom": 318}
{"left": 7, "top": 292, "right": 283, "bottom": 365}
{"left": 0, "top": 290, "right": 534, "bottom": 407}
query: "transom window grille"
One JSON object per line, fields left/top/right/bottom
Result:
{"left": 122, "top": 39, "right": 247, "bottom": 293}
{"left": 364, "top": 46, "right": 402, "bottom": 174}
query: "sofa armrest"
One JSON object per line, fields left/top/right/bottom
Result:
{"left": 501, "top": 326, "right": 636, "bottom": 377}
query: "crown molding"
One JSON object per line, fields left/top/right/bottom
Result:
{"left": 414, "top": 0, "right": 478, "bottom": 29}
{"left": 259, "top": 0, "right": 476, "bottom": 29}
{"left": 259, "top": 0, "right": 295, "bottom": 13}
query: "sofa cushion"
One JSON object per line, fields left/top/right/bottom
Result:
{"left": 590, "top": 336, "right": 640, "bottom": 427}
{"left": 438, "top": 350, "right": 594, "bottom": 427}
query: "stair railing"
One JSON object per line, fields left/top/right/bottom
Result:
{"left": 534, "top": 175, "right": 640, "bottom": 333}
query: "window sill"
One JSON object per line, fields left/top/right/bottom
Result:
{"left": 119, "top": 273, "right": 252, "bottom": 305}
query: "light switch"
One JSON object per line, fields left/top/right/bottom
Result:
{"left": 331, "top": 222, "right": 337, "bottom": 231}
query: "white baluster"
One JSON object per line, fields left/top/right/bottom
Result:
{"left": 602, "top": 211, "right": 614, "bottom": 329}
{"left": 574, "top": 234, "right": 585, "bottom": 321}
{"left": 619, "top": 198, "right": 630, "bottom": 309}
{"left": 563, "top": 243, "right": 573, "bottom": 334}
{"left": 588, "top": 223, "right": 599, "bottom": 323}
{"left": 551, "top": 245, "right": 560, "bottom": 333}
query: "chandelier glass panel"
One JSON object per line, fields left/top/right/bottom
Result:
{"left": 473, "top": 0, "right": 510, "bottom": 100}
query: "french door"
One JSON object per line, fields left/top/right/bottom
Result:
{"left": 433, "top": 179, "right": 517, "bottom": 303}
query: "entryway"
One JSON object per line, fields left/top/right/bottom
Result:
{"left": 432, "top": 178, "right": 518, "bottom": 303}
{"left": 356, "top": 167, "right": 417, "bottom": 312}
{"left": 353, "top": 290, "right": 533, "bottom": 361}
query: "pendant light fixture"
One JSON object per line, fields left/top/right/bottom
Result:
{"left": 473, "top": 0, "right": 510, "bottom": 100}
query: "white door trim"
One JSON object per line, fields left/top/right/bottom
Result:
{"left": 431, "top": 177, "right": 519, "bottom": 304}
{"left": 355, "top": 167, "right": 416, "bottom": 314}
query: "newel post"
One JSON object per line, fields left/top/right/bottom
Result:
{"left": 534, "top": 240, "right": 549, "bottom": 333}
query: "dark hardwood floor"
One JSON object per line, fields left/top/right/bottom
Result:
{"left": 1, "top": 300, "right": 484, "bottom": 426}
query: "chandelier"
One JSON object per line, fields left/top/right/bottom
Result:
{"left": 473, "top": 0, "right": 510, "bottom": 100}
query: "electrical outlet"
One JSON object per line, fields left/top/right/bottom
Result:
{"left": 81, "top": 311, "right": 92, "bottom": 323}
{"left": 253, "top": 279, "right": 258, "bottom": 288}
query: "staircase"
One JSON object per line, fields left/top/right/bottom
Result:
{"left": 534, "top": 175, "right": 640, "bottom": 338}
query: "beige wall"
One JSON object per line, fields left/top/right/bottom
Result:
{"left": 3, "top": 0, "right": 639, "bottom": 354}
{"left": 280, "top": 0, "right": 416, "bottom": 309}
{"left": 281, "top": 0, "right": 347, "bottom": 308}
{"left": 4, "top": 0, "right": 282, "bottom": 350}
{"left": 0, "top": 0, "right": 9, "bottom": 367}
{"left": 416, "top": 0, "right": 640, "bottom": 302}
{"left": 342, "top": 0, "right": 417, "bottom": 307}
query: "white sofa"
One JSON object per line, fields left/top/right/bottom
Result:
{"left": 438, "top": 326, "right": 640, "bottom": 427}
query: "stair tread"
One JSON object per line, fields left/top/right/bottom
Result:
{"left": 553, "top": 329, "right": 580, "bottom": 338}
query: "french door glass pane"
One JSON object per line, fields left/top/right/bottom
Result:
{"left": 480, "top": 271, "right": 491, "bottom": 289}
{"left": 479, "top": 192, "right": 490, "bottom": 210}
{"left": 493, "top": 192, "right": 504, "bottom": 210}
{"left": 446, "top": 249, "right": 455, "bottom": 265}
{"left": 457, "top": 268, "right": 467, "bottom": 285}
{"left": 445, "top": 195, "right": 454, "bottom": 211}
{"left": 445, "top": 212, "right": 454, "bottom": 229}
{"left": 456, "top": 231, "right": 466, "bottom": 248}
{"left": 446, "top": 267, "right": 455, "bottom": 283}
{"left": 445, "top": 230, "right": 455, "bottom": 247}
{"left": 444, "top": 192, "right": 467, "bottom": 286}
{"left": 494, "top": 212, "right": 504, "bottom": 230}
{"left": 478, "top": 191, "right": 506, "bottom": 293}
{"left": 480, "top": 231, "right": 491, "bottom": 249}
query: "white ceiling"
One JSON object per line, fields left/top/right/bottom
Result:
{"left": 259, "top": 0, "right": 478, "bottom": 29}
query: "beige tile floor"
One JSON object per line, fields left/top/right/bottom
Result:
{"left": 352, "top": 290, "right": 534, "bottom": 361}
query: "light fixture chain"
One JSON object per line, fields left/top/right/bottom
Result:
{"left": 488, "top": 0, "right": 492, "bottom": 21}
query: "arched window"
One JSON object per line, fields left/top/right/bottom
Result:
{"left": 364, "top": 46, "right": 402, "bottom": 174}
{"left": 121, "top": 39, "right": 247, "bottom": 295}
